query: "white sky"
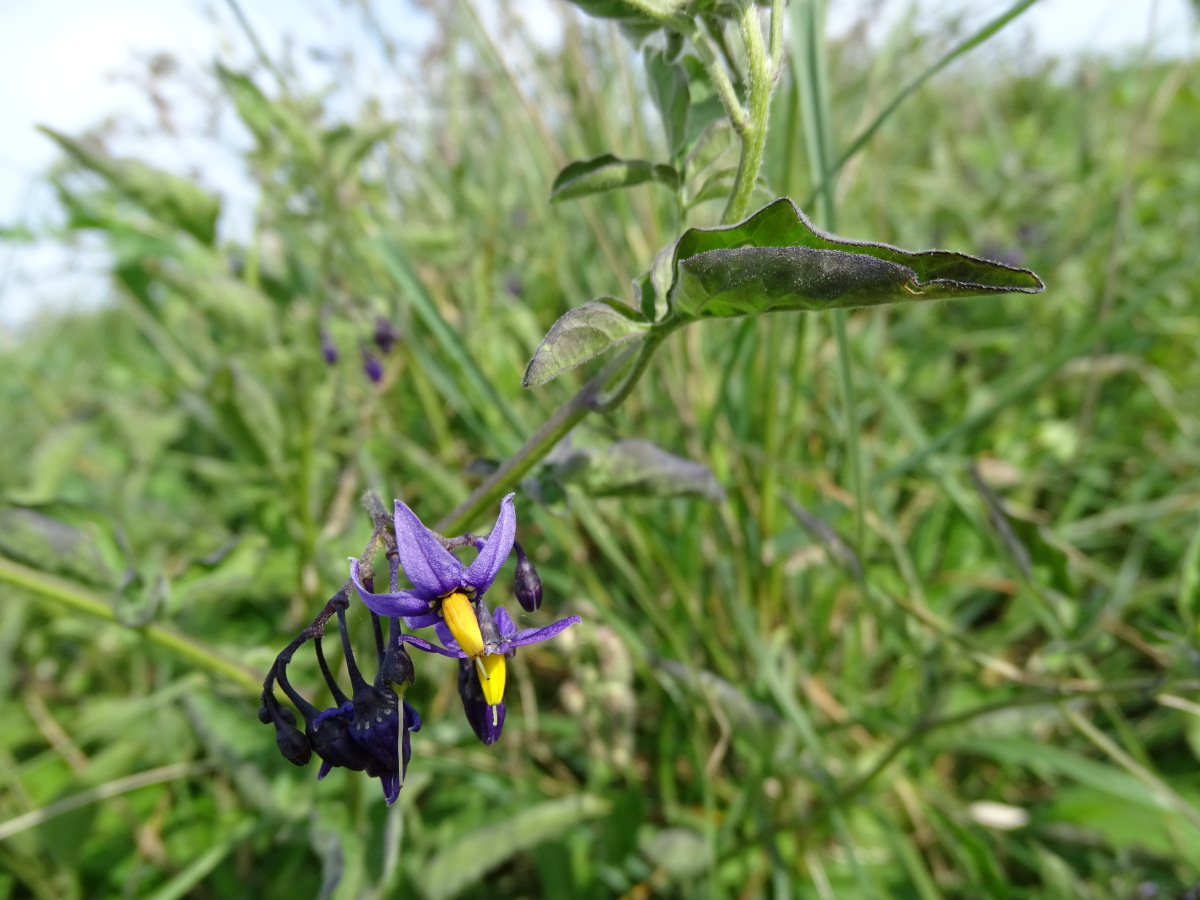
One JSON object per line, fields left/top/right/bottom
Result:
{"left": 0, "top": 0, "right": 1195, "bottom": 330}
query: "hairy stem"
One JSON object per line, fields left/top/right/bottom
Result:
{"left": 723, "top": 3, "right": 773, "bottom": 224}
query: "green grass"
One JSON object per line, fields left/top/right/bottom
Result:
{"left": 1, "top": 2, "right": 1199, "bottom": 897}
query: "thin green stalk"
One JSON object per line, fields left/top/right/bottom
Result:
{"left": 0, "top": 556, "right": 261, "bottom": 694}
{"left": 436, "top": 344, "right": 641, "bottom": 535}
{"left": 723, "top": 3, "right": 773, "bottom": 224}
{"left": 679, "top": 19, "right": 748, "bottom": 132}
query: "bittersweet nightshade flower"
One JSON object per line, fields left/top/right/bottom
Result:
{"left": 349, "top": 494, "right": 519, "bottom": 629}
{"left": 350, "top": 494, "right": 580, "bottom": 742}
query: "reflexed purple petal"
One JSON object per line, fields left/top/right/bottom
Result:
{"left": 350, "top": 558, "right": 433, "bottom": 617}
{"left": 398, "top": 632, "right": 465, "bottom": 659}
{"left": 403, "top": 612, "right": 442, "bottom": 630}
{"left": 505, "top": 615, "right": 582, "bottom": 649}
{"left": 394, "top": 500, "right": 464, "bottom": 597}
{"left": 317, "top": 760, "right": 334, "bottom": 780}
{"left": 463, "top": 494, "right": 516, "bottom": 594}
{"left": 493, "top": 606, "right": 518, "bottom": 640}
{"left": 434, "top": 621, "right": 460, "bottom": 653}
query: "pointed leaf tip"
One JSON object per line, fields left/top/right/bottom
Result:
{"left": 523, "top": 299, "right": 649, "bottom": 387}
{"left": 550, "top": 154, "right": 678, "bottom": 203}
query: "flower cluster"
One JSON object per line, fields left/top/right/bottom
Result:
{"left": 260, "top": 495, "right": 579, "bottom": 803}
{"left": 320, "top": 314, "right": 402, "bottom": 383}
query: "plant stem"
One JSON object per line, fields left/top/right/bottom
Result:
{"left": 0, "top": 556, "right": 261, "bottom": 694}
{"left": 723, "top": 3, "right": 773, "bottom": 224}
{"left": 439, "top": 2, "right": 784, "bottom": 533}
{"left": 435, "top": 344, "right": 641, "bottom": 535}
{"left": 683, "top": 20, "right": 748, "bottom": 133}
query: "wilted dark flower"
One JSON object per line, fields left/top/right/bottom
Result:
{"left": 261, "top": 597, "right": 421, "bottom": 805}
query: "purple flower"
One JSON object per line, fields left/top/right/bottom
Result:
{"left": 350, "top": 494, "right": 520, "bottom": 628}
{"left": 456, "top": 658, "right": 505, "bottom": 744}
{"left": 397, "top": 604, "right": 579, "bottom": 742}
{"left": 350, "top": 495, "right": 580, "bottom": 742}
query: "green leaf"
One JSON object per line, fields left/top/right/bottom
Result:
{"left": 522, "top": 298, "right": 650, "bottom": 387}
{"left": 663, "top": 198, "right": 1045, "bottom": 320}
{"left": 38, "top": 127, "right": 221, "bottom": 245}
{"left": 153, "top": 267, "right": 275, "bottom": 336}
{"left": 644, "top": 48, "right": 690, "bottom": 158}
{"left": 564, "top": 0, "right": 684, "bottom": 18}
{"left": 420, "top": 795, "right": 608, "bottom": 900}
{"left": 215, "top": 66, "right": 275, "bottom": 146}
{"left": 632, "top": 242, "right": 676, "bottom": 323}
{"left": 686, "top": 166, "right": 737, "bottom": 208}
{"left": 549, "top": 154, "right": 678, "bottom": 203}
{"left": 553, "top": 439, "right": 723, "bottom": 500}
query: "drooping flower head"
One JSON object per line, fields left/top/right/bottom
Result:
{"left": 350, "top": 494, "right": 579, "bottom": 741}
{"left": 260, "top": 594, "right": 422, "bottom": 806}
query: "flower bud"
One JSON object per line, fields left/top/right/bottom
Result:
{"left": 374, "top": 317, "right": 401, "bottom": 355}
{"left": 362, "top": 348, "right": 384, "bottom": 383}
{"left": 513, "top": 542, "right": 542, "bottom": 612}
{"left": 320, "top": 327, "right": 339, "bottom": 364}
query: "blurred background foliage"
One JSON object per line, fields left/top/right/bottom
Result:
{"left": 2, "top": 1, "right": 1200, "bottom": 897}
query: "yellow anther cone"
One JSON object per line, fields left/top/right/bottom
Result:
{"left": 477, "top": 652, "right": 507, "bottom": 706}
{"left": 441, "top": 592, "right": 484, "bottom": 658}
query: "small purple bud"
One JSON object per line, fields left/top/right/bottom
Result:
{"left": 320, "top": 328, "right": 339, "bottom": 364}
{"left": 362, "top": 348, "right": 384, "bottom": 383}
{"left": 513, "top": 541, "right": 542, "bottom": 612}
{"left": 374, "top": 317, "right": 401, "bottom": 355}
